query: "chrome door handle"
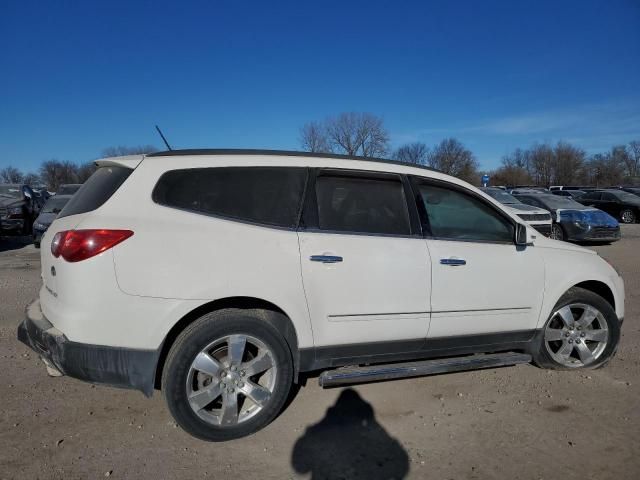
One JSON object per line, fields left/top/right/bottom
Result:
{"left": 440, "top": 258, "right": 466, "bottom": 266}
{"left": 310, "top": 255, "right": 343, "bottom": 264}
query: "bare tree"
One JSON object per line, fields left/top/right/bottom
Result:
{"left": 626, "top": 141, "right": 640, "bottom": 182}
{"left": 77, "top": 162, "right": 98, "bottom": 183}
{"left": 427, "top": 138, "right": 479, "bottom": 183}
{"left": 527, "top": 144, "right": 555, "bottom": 187}
{"left": 0, "top": 166, "right": 24, "bottom": 183}
{"left": 23, "top": 172, "right": 40, "bottom": 186}
{"left": 323, "top": 112, "right": 389, "bottom": 157}
{"left": 553, "top": 142, "right": 585, "bottom": 185}
{"left": 39, "top": 160, "right": 80, "bottom": 192}
{"left": 101, "top": 145, "right": 158, "bottom": 157}
{"left": 393, "top": 142, "right": 429, "bottom": 165}
{"left": 300, "top": 122, "right": 331, "bottom": 153}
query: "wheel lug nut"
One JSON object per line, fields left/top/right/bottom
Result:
{"left": 238, "top": 382, "right": 244, "bottom": 388}
{"left": 564, "top": 332, "right": 570, "bottom": 337}
{"left": 576, "top": 339, "right": 581, "bottom": 344}
{"left": 240, "top": 370, "right": 246, "bottom": 377}
{"left": 568, "top": 339, "right": 573, "bottom": 344}
{"left": 580, "top": 333, "right": 585, "bottom": 337}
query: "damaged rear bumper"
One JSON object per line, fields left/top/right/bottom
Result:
{"left": 17, "top": 299, "right": 158, "bottom": 397}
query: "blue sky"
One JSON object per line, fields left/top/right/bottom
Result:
{"left": 1, "top": 0, "right": 639, "bottom": 172}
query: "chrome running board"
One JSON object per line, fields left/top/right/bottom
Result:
{"left": 318, "top": 352, "right": 532, "bottom": 387}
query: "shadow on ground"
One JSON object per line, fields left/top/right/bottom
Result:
{"left": 291, "top": 388, "right": 409, "bottom": 480}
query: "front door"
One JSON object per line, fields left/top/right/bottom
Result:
{"left": 298, "top": 170, "right": 431, "bottom": 348}
{"left": 410, "top": 178, "right": 545, "bottom": 339}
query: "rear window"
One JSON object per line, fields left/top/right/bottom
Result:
{"left": 152, "top": 167, "right": 307, "bottom": 228}
{"left": 58, "top": 166, "right": 132, "bottom": 218}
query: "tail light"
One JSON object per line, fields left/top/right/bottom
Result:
{"left": 51, "top": 229, "right": 134, "bottom": 262}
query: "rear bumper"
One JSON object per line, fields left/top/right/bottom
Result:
{"left": 17, "top": 299, "right": 158, "bottom": 397}
{"left": 0, "top": 218, "right": 25, "bottom": 231}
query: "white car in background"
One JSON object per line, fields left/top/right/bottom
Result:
{"left": 482, "top": 187, "right": 553, "bottom": 237}
{"left": 18, "top": 149, "right": 624, "bottom": 441}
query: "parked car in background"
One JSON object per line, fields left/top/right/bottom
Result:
{"left": 575, "top": 189, "right": 640, "bottom": 224}
{"left": 552, "top": 190, "right": 585, "bottom": 199}
{"left": 18, "top": 150, "right": 625, "bottom": 441}
{"left": 620, "top": 187, "right": 640, "bottom": 198}
{"left": 514, "top": 192, "right": 620, "bottom": 242}
{"left": 0, "top": 183, "right": 37, "bottom": 234}
{"left": 32, "top": 195, "right": 73, "bottom": 247}
{"left": 32, "top": 189, "right": 52, "bottom": 213}
{"left": 56, "top": 184, "right": 82, "bottom": 196}
{"left": 481, "top": 187, "right": 552, "bottom": 236}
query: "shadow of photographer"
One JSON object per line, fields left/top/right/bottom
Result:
{"left": 291, "top": 388, "right": 409, "bottom": 480}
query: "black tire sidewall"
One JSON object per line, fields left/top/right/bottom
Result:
{"left": 551, "top": 223, "right": 564, "bottom": 241}
{"left": 533, "top": 287, "right": 620, "bottom": 370}
{"left": 162, "top": 310, "right": 293, "bottom": 441}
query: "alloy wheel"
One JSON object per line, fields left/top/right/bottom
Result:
{"left": 621, "top": 209, "right": 635, "bottom": 224}
{"left": 186, "top": 334, "right": 277, "bottom": 426}
{"left": 544, "top": 303, "right": 609, "bottom": 367}
{"left": 550, "top": 224, "right": 564, "bottom": 241}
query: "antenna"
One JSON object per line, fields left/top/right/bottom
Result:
{"left": 155, "top": 125, "right": 172, "bottom": 151}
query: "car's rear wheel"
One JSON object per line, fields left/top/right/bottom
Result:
{"left": 550, "top": 223, "right": 564, "bottom": 241}
{"left": 533, "top": 287, "right": 620, "bottom": 370}
{"left": 620, "top": 208, "right": 636, "bottom": 224}
{"left": 162, "top": 309, "right": 293, "bottom": 441}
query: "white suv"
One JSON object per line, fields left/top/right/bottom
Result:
{"left": 18, "top": 150, "right": 624, "bottom": 441}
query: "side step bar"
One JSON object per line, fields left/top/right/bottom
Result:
{"left": 318, "top": 352, "right": 532, "bottom": 388}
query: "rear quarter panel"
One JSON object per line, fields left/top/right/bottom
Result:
{"left": 99, "top": 157, "right": 315, "bottom": 349}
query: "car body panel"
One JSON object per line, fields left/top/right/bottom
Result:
{"left": 33, "top": 151, "right": 625, "bottom": 378}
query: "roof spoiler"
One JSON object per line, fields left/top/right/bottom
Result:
{"left": 94, "top": 155, "right": 145, "bottom": 169}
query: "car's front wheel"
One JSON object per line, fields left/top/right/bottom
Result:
{"left": 550, "top": 223, "right": 564, "bottom": 241}
{"left": 620, "top": 208, "right": 636, "bottom": 224}
{"left": 533, "top": 287, "right": 620, "bottom": 370}
{"left": 162, "top": 309, "right": 293, "bottom": 441}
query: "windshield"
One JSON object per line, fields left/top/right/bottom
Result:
{"left": 483, "top": 189, "right": 521, "bottom": 204}
{"left": 0, "top": 185, "right": 22, "bottom": 198}
{"left": 611, "top": 190, "right": 640, "bottom": 203}
{"left": 522, "top": 194, "right": 584, "bottom": 209}
{"left": 42, "top": 196, "right": 71, "bottom": 213}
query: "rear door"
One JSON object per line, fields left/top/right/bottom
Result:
{"left": 298, "top": 169, "right": 431, "bottom": 348}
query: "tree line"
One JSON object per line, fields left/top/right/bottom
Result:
{"left": 301, "top": 112, "right": 639, "bottom": 186}
{"left": 0, "top": 146, "right": 157, "bottom": 192}
{"left": 3, "top": 115, "right": 639, "bottom": 191}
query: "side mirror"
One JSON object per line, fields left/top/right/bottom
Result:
{"left": 23, "top": 190, "right": 32, "bottom": 200}
{"left": 515, "top": 223, "right": 535, "bottom": 246}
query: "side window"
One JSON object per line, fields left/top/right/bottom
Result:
{"left": 152, "top": 167, "right": 307, "bottom": 228}
{"left": 315, "top": 174, "right": 411, "bottom": 235}
{"left": 602, "top": 192, "right": 616, "bottom": 201}
{"left": 585, "top": 192, "right": 601, "bottom": 201}
{"left": 414, "top": 182, "right": 514, "bottom": 243}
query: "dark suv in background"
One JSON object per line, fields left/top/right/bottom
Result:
{"left": 576, "top": 190, "right": 640, "bottom": 224}
{"left": 0, "top": 184, "right": 37, "bottom": 234}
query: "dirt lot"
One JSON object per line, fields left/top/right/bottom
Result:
{"left": 1, "top": 229, "right": 639, "bottom": 480}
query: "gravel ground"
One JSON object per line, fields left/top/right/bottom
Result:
{"left": 1, "top": 229, "right": 639, "bottom": 480}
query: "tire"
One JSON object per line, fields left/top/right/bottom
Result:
{"left": 620, "top": 209, "right": 636, "bottom": 224}
{"left": 162, "top": 309, "right": 293, "bottom": 441}
{"left": 550, "top": 223, "right": 565, "bottom": 241}
{"left": 532, "top": 287, "right": 620, "bottom": 370}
